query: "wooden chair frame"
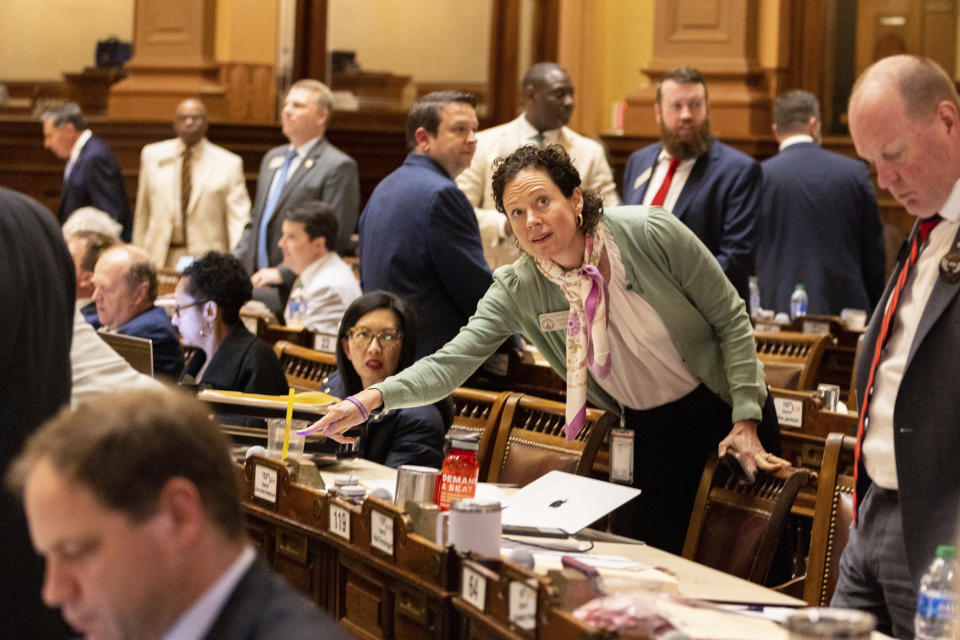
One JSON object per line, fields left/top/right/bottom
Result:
{"left": 273, "top": 340, "right": 337, "bottom": 392}
{"left": 755, "top": 330, "right": 832, "bottom": 390}
{"left": 449, "top": 388, "right": 511, "bottom": 480}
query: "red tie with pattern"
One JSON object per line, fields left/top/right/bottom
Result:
{"left": 650, "top": 157, "right": 680, "bottom": 207}
{"left": 852, "top": 215, "right": 941, "bottom": 525}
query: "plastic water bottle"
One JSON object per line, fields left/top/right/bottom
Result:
{"left": 789, "top": 284, "right": 808, "bottom": 319}
{"left": 915, "top": 545, "right": 958, "bottom": 639}
{"left": 748, "top": 276, "right": 761, "bottom": 319}
{"left": 286, "top": 283, "right": 306, "bottom": 330}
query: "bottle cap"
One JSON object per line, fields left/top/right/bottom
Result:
{"left": 936, "top": 544, "right": 956, "bottom": 558}
{"left": 338, "top": 485, "right": 367, "bottom": 497}
{"left": 448, "top": 432, "right": 480, "bottom": 451}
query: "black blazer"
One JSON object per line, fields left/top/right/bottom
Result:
{"left": 181, "top": 323, "right": 288, "bottom": 395}
{"left": 59, "top": 135, "right": 132, "bottom": 240}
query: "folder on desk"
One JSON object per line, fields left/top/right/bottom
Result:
{"left": 501, "top": 471, "right": 640, "bottom": 535}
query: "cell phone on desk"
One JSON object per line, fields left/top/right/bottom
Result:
{"left": 502, "top": 524, "right": 570, "bottom": 538}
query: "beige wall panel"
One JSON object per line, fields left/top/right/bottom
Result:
{"left": 599, "top": 0, "right": 655, "bottom": 132}
{"left": 216, "top": 0, "right": 277, "bottom": 65}
{"left": 0, "top": 0, "right": 134, "bottom": 80}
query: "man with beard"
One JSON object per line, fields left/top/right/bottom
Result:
{"left": 457, "top": 62, "right": 619, "bottom": 269}
{"left": 622, "top": 67, "right": 760, "bottom": 301}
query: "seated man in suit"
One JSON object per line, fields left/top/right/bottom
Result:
{"left": 457, "top": 62, "right": 620, "bottom": 269}
{"left": 234, "top": 80, "right": 359, "bottom": 316}
{"left": 91, "top": 245, "right": 184, "bottom": 378}
{"left": 275, "top": 200, "right": 361, "bottom": 336}
{"left": 66, "top": 229, "right": 117, "bottom": 327}
{"left": 622, "top": 67, "right": 760, "bottom": 302}
{"left": 41, "top": 102, "right": 132, "bottom": 240}
{"left": 135, "top": 98, "right": 251, "bottom": 269}
{"left": 5, "top": 389, "right": 346, "bottom": 640}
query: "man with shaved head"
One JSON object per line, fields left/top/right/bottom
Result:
{"left": 134, "top": 98, "right": 251, "bottom": 268}
{"left": 457, "top": 62, "right": 619, "bottom": 268}
{"left": 836, "top": 54, "right": 960, "bottom": 638}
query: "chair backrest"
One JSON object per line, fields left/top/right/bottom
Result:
{"left": 449, "top": 388, "right": 510, "bottom": 480}
{"left": 755, "top": 330, "right": 831, "bottom": 390}
{"left": 273, "top": 340, "right": 337, "bottom": 392}
{"left": 682, "top": 453, "right": 811, "bottom": 584}
{"left": 156, "top": 267, "right": 181, "bottom": 296}
{"left": 803, "top": 432, "right": 856, "bottom": 606}
{"left": 486, "top": 393, "right": 615, "bottom": 487}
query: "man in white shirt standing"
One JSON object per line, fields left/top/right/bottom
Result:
{"left": 277, "top": 200, "right": 361, "bottom": 338}
{"left": 6, "top": 389, "right": 347, "bottom": 640}
{"left": 832, "top": 54, "right": 960, "bottom": 638}
{"left": 457, "top": 62, "right": 619, "bottom": 269}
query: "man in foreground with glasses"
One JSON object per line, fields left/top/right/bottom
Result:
{"left": 91, "top": 244, "right": 184, "bottom": 378}
{"left": 134, "top": 98, "right": 251, "bottom": 269}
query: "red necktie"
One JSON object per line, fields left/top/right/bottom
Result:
{"left": 650, "top": 157, "right": 680, "bottom": 207}
{"left": 852, "top": 215, "right": 941, "bottom": 525}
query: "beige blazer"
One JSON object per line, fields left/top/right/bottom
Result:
{"left": 456, "top": 114, "right": 620, "bottom": 269}
{"left": 134, "top": 137, "right": 251, "bottom": 266}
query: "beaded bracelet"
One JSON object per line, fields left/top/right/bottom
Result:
{"left": 344, "top": 395, "right": 370, "bottom": 421}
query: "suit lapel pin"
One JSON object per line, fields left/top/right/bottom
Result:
{"left": 939, "top": 251, "right": 960, "bottom": 283}
{"left": 304, "top": 159, "right": 314, "bottom": 169}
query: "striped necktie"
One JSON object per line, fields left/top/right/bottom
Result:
{"left": 180, "top": 147, "right": 192, "bottom": 244}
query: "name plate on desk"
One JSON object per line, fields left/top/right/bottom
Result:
{"left": 254, "top": 465, "right": 278, "bottom": 504}
{"left": 802, "top": 320, "right": 831, "bottom": 335}
{"left": 774, "top": 397, "right": 803, "bottom": 428}
{"left": 508, "top": 580, "right": 537, "bottom": 631}
{"left": 462, "top": 566, "right": 487, "bottom": 612}
{"left": 370, "top": 510, "right": 395, "bottom": 556}
{"left": 329, "top": 502, "right": 351, "bottom": 541}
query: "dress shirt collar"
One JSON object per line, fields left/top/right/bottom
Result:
{"left": 176, "top": 137, "right": 207, "bottom": 158}
{"left": 778, "top": 134, "right": 815, "bottom": 151}
{"left": 68, "top": 128, "right": 93, "bottom": 164}
{"left": 160, "top": 546, "right": 256, "bottom": 640}
{"left": 290, "top": 136, "right": 321, "bottom": 160}
{"left": 936, "top": 176, "right": 960, "bottom": 223}
{"left": 298, "top": 251, "right": 336, "bottom": 287}
{"left": 519, "top": 114, "right": 564, "bottom": 146}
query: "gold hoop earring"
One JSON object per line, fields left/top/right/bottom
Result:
{"left": 577, "top": 212, "right": 584, "bottom": 228}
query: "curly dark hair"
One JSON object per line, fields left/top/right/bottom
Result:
{"left": 490, "top": 144, "right": 603, "bottom": 237}
{"left": 181, "top": 252, "right": 252, "bottom": 326}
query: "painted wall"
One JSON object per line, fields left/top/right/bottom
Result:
{"left": 0, "top": 0, "right": 133, "bottom": 80}
{"left": 599, "top": 0, "right": 655, "bottom": 133}
{"left": 216, "top": 0, "right": 277, "bottom": 64}
{"left": 327, "top": 0, "right": 491, "bottom": 83}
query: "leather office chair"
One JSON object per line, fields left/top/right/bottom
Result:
{"left": 486, "top": 393, "right": 615, "bottom": 487}
{"left": 273, "top": 340, "right": 337, "bottom": 392}
{"left": 449, "top": 388, "right": 510, "bottom": 480}
{"left": 682, "top": 452, "right": 811, "bottom": 584}
{"left": 802, "top": 432, "right": 856, "bottom": 606}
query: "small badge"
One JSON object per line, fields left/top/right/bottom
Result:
{"left": 538, "top": 310, "right": 569, "bottom": 332}
{"left": 304, "top": 158, "right": 314, "bottom": 169}
{"left": 268, "top": 156, "right": 285, "bottom": 170}
{"left": 632, "top": 167, "right": 652, "bottom": 191}
{"left": 940, "top": 252, "right": 960, "bottom": 283}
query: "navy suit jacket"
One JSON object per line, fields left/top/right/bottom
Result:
{"left": 622, "top": 139, "right": 760, "bottom": 300}
{"left": 205, "top": 557, "right": 347, "bottom": 639}
{"left": 59, "top": 136, "right": 132, "bottom": 240}
{"left": 757, "top": 142, "right": 885, "bottom": 315}
{"left": 116, "top": 305, "right": 184, "bottom": 379}
{"left": 855, "top": 221, "right": 960, "bottom": 585}
{"left": 358, "top": 153, "right": 493, "bottom": 358}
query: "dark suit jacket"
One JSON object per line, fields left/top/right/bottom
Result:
{"left": 358, "top": 153, "right": 493, "bottom": 358}
{"left": 757, "top": 142, "right": 885, "bottom": 315}
{"left": 234, "top": 137, "right": 359, "bottom": 277}
{"left": 855, "top": 221, "right": 960, "bottom": 585}
{"left": 205, "top": 557, "right": 347, "bottom": 639}
{"left": 622, "top": 138, "right": 760, "bottom": 300}
{"left": 116, "top": 305, "right": 184, "bottom": 379}
{"left": 181, "top": 322, "right": 288, "bottom": 395}
{"left": 59, "top": 135, "right": 132, "bottom": 240}
{"left": 0, "top": 187, "right": 75, "bottom": 638}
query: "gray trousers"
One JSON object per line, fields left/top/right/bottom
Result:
{"left": 831, "top": 485, "right": 916, "bottom": 639}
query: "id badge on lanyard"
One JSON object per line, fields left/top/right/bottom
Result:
{"left": 609, "top": 406, "right": 634, "bottom": 485}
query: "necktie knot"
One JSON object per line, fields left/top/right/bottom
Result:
{"left": 919, "top": 214, "right": 942, "bottom": 244}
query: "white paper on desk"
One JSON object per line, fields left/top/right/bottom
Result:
{"left": 501, "top": 471, "right": 640, "bottom": 534}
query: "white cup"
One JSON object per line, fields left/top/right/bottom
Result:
{"left": 841, "top": 308, "right": 868, "bottom": 331}
{"left": 449, "top": 499, "right": 502, "bottom": 558}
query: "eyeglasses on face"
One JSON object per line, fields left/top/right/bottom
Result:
{"left": 346, "top": 327, "right": 402, "bottom": 350}
{"left": 175, "top": 114, "right": 206, "bottom": 123}
{"left": 173, "top": 300, "right": 209, "bottom": 317}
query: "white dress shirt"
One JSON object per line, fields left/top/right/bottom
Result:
{"left": 641, "top": 150, "right": 697, "bottom": 212}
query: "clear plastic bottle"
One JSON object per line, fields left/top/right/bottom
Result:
{"left": 286, "top": 282, "right": 306, "bottom": 330}
{"left": 434, "top": 435, "right": 479, "bottom": 511}
{"left": 915, "top": 544, "right": 958, "bottom": 640}
{"left": 789, "top": 283, "right": 808, "bottom": 320}
{"left": 748, "top": 276, "right": 761, "bottom": 319}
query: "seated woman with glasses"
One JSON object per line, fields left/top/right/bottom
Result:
{"left": 321, "top": 291, "right": 448, "bottom": 468}
{"left": 173, "top": 251, "right": 288, "bottom": 394}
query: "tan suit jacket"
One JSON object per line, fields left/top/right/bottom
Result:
{"left": 456, "top": 114, "right": 619, "bottom": 269}
{"left": 134, "top": 137, "right": 251, "bottom": 266}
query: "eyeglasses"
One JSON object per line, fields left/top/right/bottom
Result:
{"left": 173, "top": 300, "right": 209, "bottom": 317}
{"left": 175, "top": 114, "right": 206, "bottom": 123}
{"left": 346, "top": 327, "right": 402, "bottom": 351}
